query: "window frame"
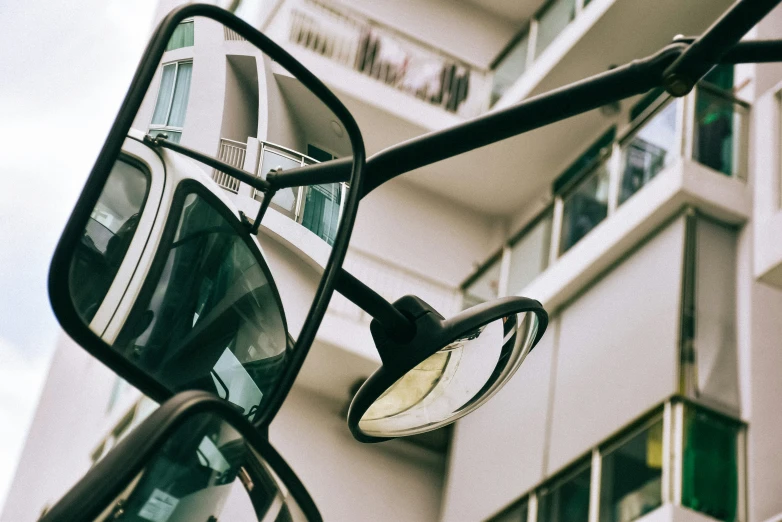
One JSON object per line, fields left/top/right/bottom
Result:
{"left": 148, "top": 59, "right": 194, "bottom": 141}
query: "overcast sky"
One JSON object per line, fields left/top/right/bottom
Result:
{"left": 0, "top": 0, "right": 157, "bottom": 511}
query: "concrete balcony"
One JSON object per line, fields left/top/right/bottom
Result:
{"left": 463, "top": 84, "right": 751, "bottom": 313}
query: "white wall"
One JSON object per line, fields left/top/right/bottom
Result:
{"left": 270, "top": 386, "right": 445, "bottom": 522}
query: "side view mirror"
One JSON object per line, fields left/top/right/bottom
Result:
{"left": 48, "top": 4, "right": 364, "bottom": 424}
{"left": 347, "top": 296, "right": 547, "bottom": 442}
{"left": 41, "top": 391, "right": 321, "bottom": 522}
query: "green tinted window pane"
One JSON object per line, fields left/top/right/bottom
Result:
{"left": 599, "top": 420, "right": 663, "bottom": 522}
{"left": 703, "top": 65, "right": 734, "bottom": 91}
{"left": 112, "top": 193, "right": 287, "bottom": 420}
{"left": 491, "top": 498, "right": 529, "bottom": 522}
{"left": 168, "top": 62, "right": 192, "bottom": 128}
{"left": 694, "top": 89, "right": 737, "bottom": 177}
{"left": 619, "top": 101, "right": 677, "bottom": 205}
{"left": 301, "top": 183, "right": 341, "bottom": 245}
{"left": 70, "top": 158, "right": 149, "bottom": 323}
{"left": 261, "top": 150, "right": 302, "bottom": 215}
{"left": 560, "top": 162, "right": 610, "bottom": 253}
{"left": 151, "top": 64, "right": 176, "bottom": 125}
{"left": 492, "top": 33, "right": 529, "bottom": 106}
{"left": 535, "top": 0, "right": 576, "bottom": 58}
{"left": 682, "top": 408, "right": 739, "bottom": 521}
{"left": 538, "top": 464, "right": 591, "bottom": 522}
{"left": 166, "top": 21, "right": 195, "bottom": 51}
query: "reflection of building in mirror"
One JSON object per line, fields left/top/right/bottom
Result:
{"left": 132, "top": 17, "right": 351, "bottom": 245}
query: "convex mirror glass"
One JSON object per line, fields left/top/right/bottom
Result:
{"left": 42, "top": 393, "right": 319, "bottom": 521}
{"left": 348, "top": 297, "right": 548, "bottom": 441}
{"left": 51, "top": 8, "right": 362, "bottom": 423}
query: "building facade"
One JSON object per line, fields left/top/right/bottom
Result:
{"left": 5, "top": 0, "right": 782, "bottom": 521}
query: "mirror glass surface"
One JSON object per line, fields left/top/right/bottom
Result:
{"left": 64, "top": 16, "right": 354, "bottom": 417}
{"left": 93, "top": 412, "right": 310, "bottom": 521}
{"left": 358, "top": 311, "right": 540, "bottom": 437}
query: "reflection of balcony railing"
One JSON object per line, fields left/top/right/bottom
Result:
{"left": 284, "top": 0, "right": 493, "bottom": 118}
{"left": 213, "top": 138, "right": 246, "bottom": 193}
{"left": 463, "top": 83, "right": 749, "bottom": 302}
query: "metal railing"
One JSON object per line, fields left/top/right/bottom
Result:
{"left": 283, "top": 0, "right": 493, "bottom": 118}
{"left": 463, "top": 83, "right": 749, "bottom": 301}
{"left": 213, "top": 138, "right": 246, "bottom": 192}
{"left": 224, "top": 27, "right": 247, "bottom": 41}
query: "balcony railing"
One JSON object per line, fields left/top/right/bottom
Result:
{"left": 210, "top": 137, "right": 347, "bottom": 246}
{"left": 463, "top": 83, "right": 749, "bottom": 303}
{"left": 213, "top": 138, "right": 246, "bottom": 193}
{"left": 282, "top": 0, "right": 493, "bottom": 118}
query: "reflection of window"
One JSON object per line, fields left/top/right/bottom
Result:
{"left": 149, "top": 61, "right": 193, "bottom": 144}
{"left": 619, "top": 100, "right": 677, "bottom": 205}
{"left": 600, "top": 418, "right": 663, "bottom": 522}
{"left": 166, "top": 20, "right": 194, "bottom": 51}
{"left": 537, "top": 462, "right": 591, "bottom": 522}
{"left": 682, "top": 407, "right": 739, "bottom": 521}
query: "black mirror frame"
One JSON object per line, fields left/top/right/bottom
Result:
{"left": 41, "top": 390, "right": 322, "bottom": 522}
{"left": 347, "top": 296, "right": 548, "bottom": 443}
{"left": 47, "top": 4, "right": 366, "bottom": 428}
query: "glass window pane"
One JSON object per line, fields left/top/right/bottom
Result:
{"left": 560, "top": 162, "right": 610, "bottom": 254}
{"left": 682, "top": 408, "right": 739, "bottom": 521}
{"left": 70, "top": 158, "right": 149, "bottom": 323}
{"left": 166, "top": 21, "right": 194, "bottom": 51}
{"left": 507, "top": 213, "right": 552, "bottom": 294}
{"left": 694, "top": 89, "right": 738, "bottom": 177}
{"left": 168, "top": 62, "right": 193, "bottom": 128}
{"left": 463, "top": 260, "right": 501, "bottom": 308}
{"left": 491, "top": 498, "right": 529, "bottom": 522}
{"left": 112, "top": 192, "right": 288, "bottom": 420}
{"left": 261, "top": 150, "right": 304, "bottom": 214}
{"left": 151, "top": 63, "right": 176, "bottom": 125}
{"left": 301, "top": 183, "right": 341, "bottom": 245}
{"left": 492, "top": 33, "right": 529, "bottom": 106}
{"left": 619, "top": 101, "right": 677, "bottom": 205}
{"left": 599, "top": 420, "right": 663, "bottom": 522}
{"left": 535, "top": 0, "right": 576, "bottom": 58}
{"left": 537, "top": 464, "right": 591, "bottom": 522}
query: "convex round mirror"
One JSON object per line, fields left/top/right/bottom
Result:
{"left": 348, "top": 296, "right": 548, "bottom": 442}
{"left": 49, "top": 5, "right": 364, "bottom": 424}
{"left": 42, "top": 391, "right": 320, "bottom": 522}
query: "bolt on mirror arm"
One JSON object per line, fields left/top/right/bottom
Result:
{"left": 662, "top": 0, "right": 782, "bottom": 96}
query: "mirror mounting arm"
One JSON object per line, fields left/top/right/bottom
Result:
{"left": 335, "top": 269, "right": 416, "bottom": 344}
{"left": 143, "top": 134, "right": 270, "bottom": 192}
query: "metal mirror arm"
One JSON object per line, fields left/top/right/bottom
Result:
{"left": 662, "top": 0, "right": 782, "bottom": 96}
{"left": 334, "top": 269, "right": 416, "bottom": 344}
{"left": 143, "top": 134, "right": 271, "bottom": 193}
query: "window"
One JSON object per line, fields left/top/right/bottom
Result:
{"left": 682, "top": 407, "right": 740, "bottom": 521}
{"left": 491, "top": 32, "right": 530, "bottom": 106}
{"left": 619, "top": 99, "right": 677, "bottom": 205}
{"left": 599, "top": 419, "right": 663, "bottom": 522}
{"left": 537, "top": 462, "right": 591, "bottom": 522}
{"left": 149, "top": 60, "right": 193, "bottom": 143}
{"left": 535, "top": 0, "right": 576, "bottom": 58}
{"left": 507, "top": 211, "right": 552, "bottom": 295}
{"left": 111, "top": 186, "right": 288, "bottom": 421}
{"left": 70, "top": 157, "right": 149, "bottom": 323}
{"left": 559, "top": 160, "right": 610, "bottom": 254}
{"left": 166, "top": 20, "right": 194, "bottom": 51}
{"left": 462, "top": 257, "right": 502, "bottom": 308}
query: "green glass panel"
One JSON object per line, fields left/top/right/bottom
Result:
{"left": 301, "top": 183, "right": 341, "bottom": 245}
{"left": 560, "top": 161, "right": 610, "bottom": 253}
{"left": 491, "top": 33, "right": 529, "bottom": 107}
{"left": 682, "top": 408, "right": 739, "bottom": 521}
{"left": 537, "top": 464, "right": 591, "bottom": 522}
{"left": 166, "top": 21, "right": 195, "bottom": 51}
{"left": 535, "top": 0, "right": 576, "bottom": 58}
{"left": 491, "top": 498, "right": 529, "bottom": 522}
{"left": 694, "top": 89, "right": 736, "bottom": 177}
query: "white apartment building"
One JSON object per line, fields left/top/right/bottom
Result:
{"left": 5, "top": 0, "right": 782, "bottom": 521}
